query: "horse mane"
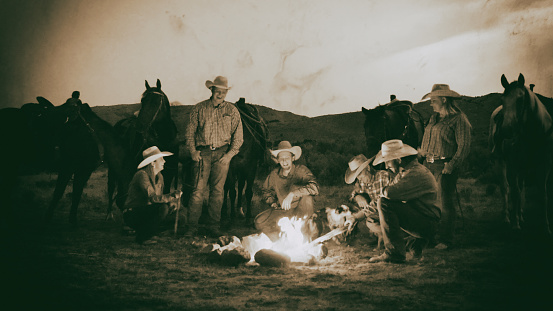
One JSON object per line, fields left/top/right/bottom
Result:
{"left": 525, "top": 87, "right": 552, "bottom": 135}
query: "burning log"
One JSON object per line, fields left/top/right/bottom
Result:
{"left": 254, "top": 249, "right": 291, "bottom": 267}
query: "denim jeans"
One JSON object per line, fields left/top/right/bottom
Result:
{"left": 187, "top": 147, "right": 230, "bottom": 227}
{"left": 424, "top": 160, "right": 458, "bottom": 245}
{"left": 378, "top": 197, "right": 438, "bottom": 259}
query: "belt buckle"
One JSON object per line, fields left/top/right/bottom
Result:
{"left": 427, "top": 155, "right": 434, "bottom": 163}
{"left": 210, "top": 146, "right": 216, "bottom": 151}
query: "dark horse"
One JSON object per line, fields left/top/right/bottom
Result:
{"left": 489, "top": 73, "right": 553, "bottom": 237}
{"left": 362, "top": 99, "right": 425, "bottom": 158}
{"left": 45, "top": 92, "right": 102, "bottom": 224}
{"left": 0, "top": 97, "right": 78, "bottom": 226}
{"left": 221, "top": 98, "right": 269, "bottom": 227}
{"left": 111, "top": 80, "right": 179, "bottom": 214}
{"left": 76, "top": 103, "right": 137, "bottom": 220}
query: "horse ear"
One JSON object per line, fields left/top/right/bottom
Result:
{"left": 36, "top": 96, "right": 54, "bottom": 108}
{"left": 501, "top": 74, "right": 509, "bottom": 89}
{"left": 156, "top": 79, "right": 161, "bottom": 89}
{"left": 362, "top": 107, "right": 369, "bottom": 115}
{"left": 145, "top": 80, "right": 151, "bottom": 90}
{"left": 517, "top": 73, "right": 525, "bottom": 86}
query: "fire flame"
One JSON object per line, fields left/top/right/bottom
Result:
{"left": 215, "top": 216, "right": 324, "bottom": 264}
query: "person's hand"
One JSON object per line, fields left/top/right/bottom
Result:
{"left": 344, "top": 214, "right": 357, "bottom": 234}
{"left": 218, "top": 153, "right": 233, "bottom": 166}
{"left": 270, "top": 202, "right": 280, "bottom": 209}
{"left": 442, "top": 163, "right": 453, "bottom": 174}
{"left": 171, "top": 190, "right": 182, "bottom": 200}
{"left": 191, "top": 150, "right": 202, "bottom": 162}
{"left": 355, "top": 195, "right": 369, "bottom": 209}
{"left": 281, "top": 192, "right": 295, "bottom": 210}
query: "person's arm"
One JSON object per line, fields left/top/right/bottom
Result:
{"left": 185, "top": 105, "right": 200, "bottom": 160}
{"left": 290, "top": 166, "right": 319, "bottom": 198}
{"left": 226, "top": 106, "right": 244, "bottom": 158}
{"left": 445, "top": 114, "right": 471, "bottom": 173}
{"left": 385, "top": 167, "right": 433, "bottom": 201}
{"left": 261, "top": 173, "right": 278, "bottom": 207}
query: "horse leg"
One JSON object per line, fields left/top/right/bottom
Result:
{"left": 69, "top": 168, "right": 93, "bottom": 224}
{"left": 237, "top": 177, "right": 246, "bottom": 219}
{"left": 499, "top": 160, "right": 510, "bottom": 225}
{"left": 106, "top": 168, "right": 116, "bottom": 221}
{"left": 244, "top": 178, "right": 254, "bottom": 226}
{"left": 45, "top": 169, "right": 73, "bottom": 223}
{"left": 506, "top": 174, "right": 522, "bottom": 231}
{"left": 229, "top": 180, "right": 238, "bottom": 220}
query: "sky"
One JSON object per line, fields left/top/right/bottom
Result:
{"left": 1, "top": 0, "right": 552, "bottom": 117}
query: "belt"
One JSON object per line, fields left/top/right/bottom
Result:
{"left": 426, "top": 155, "right": 452, "bottom": 163}
{"left": 197, "top": 144, "right": 229, "bottom": 151}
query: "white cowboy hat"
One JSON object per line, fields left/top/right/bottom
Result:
{"left": 421, "top": 84, "right": 461, "bottom": 100}
{"left": 373, "top": 139, "right": 418, "bottom": 166}
{"left": 345, "top": 154, "right": 373, "bottom": 184}
{"left": 270, "top": 141, "right": 302, "bottom": 161}
{"left": 205, "top": 76, "right": 231, "bottom": 90}
{"left": 137, "top": 146, "right": 173, "bottom": 169}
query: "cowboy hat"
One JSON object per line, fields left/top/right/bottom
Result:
{"left": 421, "top": 84, "right": 461, "bottom": 100}
{"left": 373, "top": 139, "right": 418, "bottom": 166}
{"left": 345, "top": 154, "right": 373, "bottom": 184}
{"left": 270, "top": 141, "right": 302, "bottom": 161}
{"left": 137, "top": 146, "right": 173, "bottom": 169}
{"left": 205, "top": 76, "right": 231, "bottom": 90}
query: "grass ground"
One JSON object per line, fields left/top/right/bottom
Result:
{"left": 1, "top": 168, "right": 553, "bottom": 310}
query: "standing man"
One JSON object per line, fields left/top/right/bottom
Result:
{"left": 185, "top": 76, "right": 243, "bottom": 237}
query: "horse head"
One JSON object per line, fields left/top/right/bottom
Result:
{"left": 362, "top": 100, "right": 418, "bottom": 158}
{"left": 137, "top": 79, "right": 170, "bottom": 133}
{"left": 500, "top": 73, "right": 552, "bottom": 140}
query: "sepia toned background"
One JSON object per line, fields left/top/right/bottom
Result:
{"left": 1, "top": 0, "right": 552, "bottom": 116}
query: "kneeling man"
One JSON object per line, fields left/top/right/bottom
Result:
{"left": 255, "top": 141, "right": 319, "bottom": 241}
{"left": 359, "top": 140, "right": 440, "bottom": 263}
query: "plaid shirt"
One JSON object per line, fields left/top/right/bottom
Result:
{"left": 185, "top": 98, "right": 244, "bottom": 157}
{"left": 350, "top": 169, "right": 399, "bottom": 217}
{"left": 420, "top": 112, "right": 471, "bottom": 171}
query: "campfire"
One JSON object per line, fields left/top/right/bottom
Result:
{"left": 211, "top": 216, "right": 345, "bottom": 266}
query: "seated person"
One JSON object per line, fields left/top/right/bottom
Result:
{"left": 123, "top": 146, "right": 181, "bottom": 245}
{"left": 255, "top": 141, "right": 319, "bottom": 241}
{"left": 349, "top": 140, "right": 440, "bottom": 263}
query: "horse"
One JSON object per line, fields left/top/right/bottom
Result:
{"left": 362, "top": 99, "right": 425, "bottom": 158}
{"left": 489, "top": 73, "right": 553, "bottom": 237}
{"left": 76, "top": 103, "right": 137, "bottom": 220}
{"left": 0, "top": 97, "right": 77, "bottom": 226}
{"left": 45, "top": 92, "right": 102, "bottom": 224}
{"left": 114, "top": 79, "right": 179, "bottom": 197}
{"left": 221, "top": 98, "right": 270, "bottom": 228}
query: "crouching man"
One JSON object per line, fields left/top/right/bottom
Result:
{"left": 348, "top": 140, "right": 440, "bottom": 263}
{"left": 123, "top": 146, "right": 182, "bottom": 245}
{"left": 255, "top": 141, "right": 319, "bottom": 241}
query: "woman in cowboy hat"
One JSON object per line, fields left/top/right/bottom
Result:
{"left": 255, "top": 141, "right": 319, "bottom": 241}
{"left": 123, "top": 146, "right": 181, "bottom": 245}
{"left": 355, "top": 140, "right": 440, "bottom": 263}
{"left": 419, "top": 84, "right": 472, "bottom": 250}
{"left": 184, "top": 75, "right": 243, "bottom": 238}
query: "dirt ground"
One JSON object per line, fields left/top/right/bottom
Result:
{"left": 2, "top": 170, "right": 553, "bottom": 310}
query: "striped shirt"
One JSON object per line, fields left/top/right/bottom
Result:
{"left": 420, "top": 112, "right": 471, "bottom": 171}
{"left": 185, "top": 99, "right": 244, "bottom": 157}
